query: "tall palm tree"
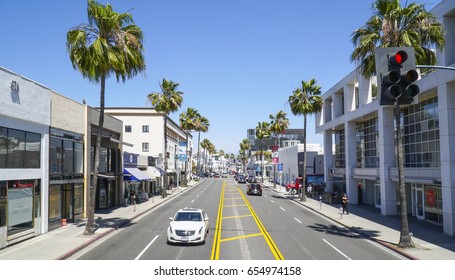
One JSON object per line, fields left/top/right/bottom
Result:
{"left": 200, "top": 138, "right": 212, "bottom": 174}
{"left": 179, "top": 108, "right": 199, "bottom": 187}
{"left": 255, "top": 121, "right": 271, "bottom": 182}
{"left": 219, "top": 150, "right": 225, "bottom": 173}
{"left": 194, "top": 115, "right": 210, "bottom": 175}
{"left": 350, "top": 0, "right": 445, "bottom": 78}
{"left": 148, "top": 79, "right": 184, "bottom": 198}
{"left": 239, "top": 139, "right": 251, "bottom": 175}
{"left": 269, "top": 110, "right": 290, "bottom": 188}
{"left": 67, "top": 0, "right": 145, "bottom": 235}
{"left": 350, "top": 0, "right": 444, "bottom": 249}
{"left": 289, "top": 79, "right": 323, "bottom": 202}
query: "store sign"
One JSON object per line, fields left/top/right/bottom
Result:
{"left": 178, "top": 141, "right": 187, "bottom": 161}
{"left": 272, "top": 145, "right": 279, "bottom": 164}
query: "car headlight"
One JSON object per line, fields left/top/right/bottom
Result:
{"left": 169, "top": 225, "right": 173, "bottom": 234}
{"left": 198, "top": 226, "right": 204, "bottom": 234}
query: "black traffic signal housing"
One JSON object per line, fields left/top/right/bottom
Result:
{"left": 375, "top": 47, "right": 420, "bottom": 106}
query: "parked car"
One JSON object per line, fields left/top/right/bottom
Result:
{"left": 167, "top": 208, "right": 209, "bottom": 245}
{"left": 246, "top": 183, "right": 262, "bottom": 196}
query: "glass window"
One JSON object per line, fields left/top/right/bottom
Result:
{"left": 74, "top": 142, "right": 83, "bottom": 174}
{"left": 99, "top": 147, "right": 108, "bottom": 173}
{"left": 50, "top": 138, "right": 63, "bottom": 174}
{"left": 74, "top": 184, "right": 83, "bottom": 215}
{"left": 63, "top": 140, "right": 74, "bottom": 173}
{"left": 7, "top": 129, "right": 26, "bottom": 168}
{"left": 125, "top": 125, "right": 132, "bottom": 133}
{"left": 0, "top": 127, "right": 7, "bottom": 168}
{"left": 49, "top": 185, "right": 62, "bottom": 222}
{"left": 0, "top": 181, "right": 6, "bottom": 227}
{"left": 7, "top": 180, "right": 34, "bottom": 235}
{"left": 142, "top": 143, "right": 149, "bottom": 152}
{"left": 142, "top": 125, "right": 149, "bottom": 133}
{"left": 25, "top": 132, "right": 41, "bottom": 168}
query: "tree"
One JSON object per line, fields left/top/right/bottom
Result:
{"left": 350, "top": 0, "right": 445, "bottom": 78}
{"left": 289, "top": 79, "right": 323, "bottom": 202}
{"left": 200, "top": 138, "right": 212, "bottom": 174}
{"left": 269, "top": 110, "right": 290, "bottom": 188}
{"left": 239, "top": 139, "right": 251, "bottom": 175}
{"left": 255, "top": 121, "right": 271, "bottom": 182}
{"left": 67, "top": 0, "right": 145, "bottom": 235}
{"left": 194, "top": 114, "right": 210, "bottom": 175}
{"left": 179, "top": 108, "right": 199, "bottom": 187}
{"left": 350, "top": 0, "right": 445, "bottom": 248}
{"left": 148, "top": 79, "right": 184, "bottom": 198}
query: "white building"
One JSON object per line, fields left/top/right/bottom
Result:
{"left": 104, "top": 107, "right": 193, "bottom": 189}
{"left": 316, "top": 0, "right": 455, "bottom": 236}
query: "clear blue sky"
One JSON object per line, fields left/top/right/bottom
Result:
{"left": 0, "top": 0, "right": 437, "bottom": 154}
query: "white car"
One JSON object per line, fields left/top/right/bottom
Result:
{"left": 167, "top": 208, "right": 209, "bottom": 244}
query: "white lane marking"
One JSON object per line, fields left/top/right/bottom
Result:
{"left": 280, "top": 207, "right": 286, "bottom": 211}
{"left": 196, "top": 195, "right": 200, "bottom": 197}
{"left": 294, "top": 218, "right": 302, "bottom": 224}
{"left": 264, "top": 195, "right": 268, "bottom": 198}
{"left": 135, "top": 235, "right": 159, "bottom": 260}
{"left": 270, "top": 200, "right": 275, "bottom": 204}
{"left": 322, "top": 238, "right": 352, "bottom": 260}
{"left": 191, "top": 199, "right": 195, "bottom": 203}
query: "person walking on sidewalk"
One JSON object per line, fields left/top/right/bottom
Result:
{"left": 341, "top": 193, "right": 349, "bottom": 214}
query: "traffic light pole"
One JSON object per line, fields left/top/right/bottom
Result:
{"left": 417, "top": 65, "right": 455, "bottom": 71}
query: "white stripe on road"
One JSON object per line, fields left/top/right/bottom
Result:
{"left": 322, "top": 238, "right": 351, "bottom": 260}
{"left": 280, "top": 207, "right": 286, "bottom": 211}
{"left": 270, "top": 200, "right": 275, "bottom": 204}
{"left": 191, "top": 199, "right": 195, "bottom": 203}
{"left": 294, "top": 218, "right": 302, "bottom": 224}
{"left": 135, "top": 235, "right": 159, "bottom": 260}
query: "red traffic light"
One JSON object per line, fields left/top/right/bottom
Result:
{"left": 389, "top": 50, "right": 408, "bottom": 66}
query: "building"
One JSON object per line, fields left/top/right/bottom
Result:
{"left": 315, "top": 0, "right": 455, "bottom": 235}
{"left": 103, "top": 107, "right": 193, "bottom": 193}
{"left": 1, "top": 66, "right": 124, "bottom": 248}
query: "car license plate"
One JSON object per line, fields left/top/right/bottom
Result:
{"left": 181, "top": 237, "right": 189, "bottom": 242}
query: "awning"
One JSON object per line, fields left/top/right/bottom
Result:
{"left": 143, "top": 168, "right": 158, "bottom": 180}
{"left": 148, "top": 167, "right": 162, "bottom": 177}
{"left": 123, "top": 168, "right": 151, "bottom": 181}
{"left": 154, "top": 167, "right": 165, "bottom": 176}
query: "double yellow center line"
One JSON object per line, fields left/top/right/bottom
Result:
{"left": 211, "top": 181, "right": 284, "bottom": 260}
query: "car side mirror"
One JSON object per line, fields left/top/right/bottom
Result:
{"left": 205, "top": 217, "right": 209, "bottom": 221}
{"left": 169, "top": 217, "right": 173, "bottom": 221}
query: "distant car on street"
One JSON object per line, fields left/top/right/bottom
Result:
{"left": 237, "top": 175, "right": 246, "bottom": 184}
{"left": 246, "top": 183, "right": 262, "bottom": 196}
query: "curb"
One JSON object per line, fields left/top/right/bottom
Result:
{"left": 56, "top": 184, "right": 199, "bottom": 260}
{"left": 264, "top": 184, "right": 418, "bottom": 260}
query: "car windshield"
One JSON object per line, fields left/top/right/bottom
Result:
{"left": 174, "top": 212, "right": 202, "bottom": 222}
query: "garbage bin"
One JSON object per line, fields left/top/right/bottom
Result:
{"left": 62, "top": 219, "right": 67, "bottom": 226}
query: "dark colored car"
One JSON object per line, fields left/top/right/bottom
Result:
{"left": 246, "top": 183, "right": 262, "bottom": 196}
{"left": 237, "top": 175, "right": 246, "bottom": 183}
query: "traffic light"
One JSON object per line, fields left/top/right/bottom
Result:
{"left": 374, "top": 47, "right": 420, "bottom": 106}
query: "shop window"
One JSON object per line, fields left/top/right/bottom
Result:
{"left": 25, "top": 132, "right": 41, "bottom": 168}
{"left": 63, "top": 140, "right": 74, "bottom": 173}
{"left": 7, "top": 129, "right": 26, "bottom": 168}
{"left": 0, "top": 181, "right": 6, "bottom": 227}
{"left": 0, "top": 127, "right": 7, "bottom": 168}
{"left": 49, "top": 185, "right": 62, "bottom": 222}
{"left": 7, "top": 180, "right": 35, "bottom": 236}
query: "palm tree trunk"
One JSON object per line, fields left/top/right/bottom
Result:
{"left": 395, "top": 103, "right": 414, "bottom": 248}
{"left": 261, "top": 140, "right": 264, "bottom": 183}
{"left": 163, "top": 116, "right": 168, "bottom": 198}
{"left": 183, "top": 133, "right": 189, "bottom": 187}
{"left": 196, "top": 131, "right": 201, "bottom": 174}
{"left": 300, "top": 114, "right": 307, "bottom": 202}
{"left": 84, "top": 75, "right": 106, "bottom": 235}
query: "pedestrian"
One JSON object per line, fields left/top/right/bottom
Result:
{"left": 341, "top": 193, "right": 349, "bottom": 214}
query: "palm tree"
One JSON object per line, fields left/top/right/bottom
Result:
{"left": 239, "top": 139, "right": 251, "bottom": 175}
{"left": 194, "top": 115, "right": 210, "bottom": 175}
{"left": 200, "top": 138, "right": 212, "bottom": 174}
{"left": 350, "top": 0, "right": 445, "bottom": 249}
{"left": 179, "top": 108, "right": 199, "bottom": 187}
{"left": 269, "top": 110, "right": 290, "bottom": 188}
{"left": 67, "top": 0, "right": 145, "bottom": 235}
{"left": 148, "top": 79, "right": 184, "bottom": 198}
{"left": 289, "top": 79, "right": 323, "bottom": 202}
{"left": 219, "top": 150, "right": 225, "bottom": 173}
{"left": 255, "top": 121, "right": 271, "bottom": 183}
{"left": 350, "top": 0, "right": 445, "bottom": 78}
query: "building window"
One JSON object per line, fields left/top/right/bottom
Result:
{"left": 356, "top": 118, "right": 379, "bottom": 168}
{"left": 125, "top": 125, "right": 132, "bottom": 133}
{"left": 334, "top": 129, "right": 345, "bottom": 168}
{"left": 402, "top": 97, "right": 440, "bottom": 167}
{"left": 142, "top": 125, "right": 149, "bottom": 133}
{"left": 0, "top": 127, "right": 41, "bottom": 169}
{"left": 142, "top": 142, "right": 149, "bottom": 152}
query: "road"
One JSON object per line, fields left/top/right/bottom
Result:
{"left": 74, "top": 177, "right": 405, "bottom": 260}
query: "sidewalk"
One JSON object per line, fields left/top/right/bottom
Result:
{"left": 263, "top": 181, "right": 455, "bottom": 260}
{"left": 1, "top": 179, "right": 455, "bottom": 260}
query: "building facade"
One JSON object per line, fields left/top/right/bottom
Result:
{"left": 316, "top": 0, "right": 455, "bottom": 236}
